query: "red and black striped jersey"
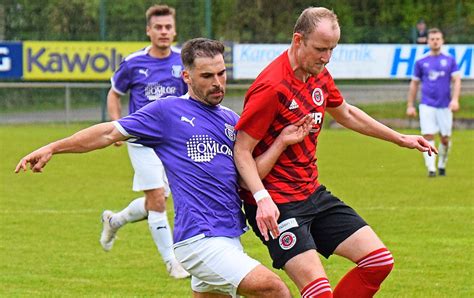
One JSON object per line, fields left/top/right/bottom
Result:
{"left": 236, "top": 50, "right": 344, "bottom": 204}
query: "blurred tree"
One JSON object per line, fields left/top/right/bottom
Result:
{"left": 2, "top": 0, "right": 473, "bottom": 43}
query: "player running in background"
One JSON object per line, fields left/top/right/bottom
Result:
{"left": 101, "top": 4, "right": 189, "bottom": 278}
{"left": 234, "top": 7, "right": 437, "bottom": 298}
{"left": 16, "top": 38, "right": 315, "bottom": 297}
{"left": 407, "top": 28, "right": 461, "bottom": 177}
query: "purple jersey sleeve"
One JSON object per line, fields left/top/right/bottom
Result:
{"left": 116, "top": 100, "right": 166, "bottom": 147}
{"left": 413, "top": 59, "right": 422, "bottom": 80}
{"left": 450, "top": 56, "right": 460, "bottom": 76}
{"left": 111, "top": 60, "right": 131, "bottom": 95}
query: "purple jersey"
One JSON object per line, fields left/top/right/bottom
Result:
{"left": 111, "top": 46, "right": 188, "bottom": 114}
{"left": 114, "top": 95, "right": 246, "bottom": 243}
{"left": 413, "top": 52, "right": 460, "bottom": 108}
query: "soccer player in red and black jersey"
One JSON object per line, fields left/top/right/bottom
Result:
{"left": 234, "top": 7, "right": 437, "bottom": 298}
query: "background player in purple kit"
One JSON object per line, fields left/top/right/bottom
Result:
{"left": 407, "top": 28, "right": 462, "bottom": 177}
{"left": 15, "top": 38, "right": 316, "bottom": 297}
{"left": 101, "top": 4, "right": 189, "bottom": 278}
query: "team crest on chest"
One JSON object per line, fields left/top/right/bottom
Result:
{"left": 279, "top": 231, "right": 297, "bottom": 250}
{"left": 171, "top": 65, "right": 183, "bottom": 78}
{"left": 224, "top": 123, "right": 236, "bottom": 141}
{"left": 440, "top": 59, "right": 447, "bottom": 67}
{"left": 312, "top": 88, "right": 324, "bottom": 106}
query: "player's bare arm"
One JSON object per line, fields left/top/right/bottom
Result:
{"left": 234, "top": 131, "right": 280, "bottom": 242}
{"left": 328, "top": 101, "right": 437, "bottom": 155}
{"left": 449, "top": 74, "right": 461, "bottom": 112}
{"left": 15, "top": 122, "right": 126, "bottom": 173}
{"left": 107, "top": 88, "right": 124, "bottom": 146}
{"left": 406, "top": 79, "right": 420, "bottom": 117}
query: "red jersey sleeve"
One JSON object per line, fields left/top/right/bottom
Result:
{"left": 325, "top": 73, "right": 344, "bottom": 108}
{"left": 235, "top": 83, "right": 279, "bottom": 140}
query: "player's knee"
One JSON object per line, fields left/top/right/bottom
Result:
{"left": 358, "top": 248, "right": 394, "bottom": 287}
{"left": 239, "top": 266, "right": 291, "bottom": 298}
{"left": 144, "top": 188, "right": 167, "bottom": 212}
{"left": 256, "top": 275, "right": 291, "bottom": 297}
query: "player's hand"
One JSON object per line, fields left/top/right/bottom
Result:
{"left": 449, "top": 100, "right": 460, "bottom": 112}
{"left": 113, "top": 140, "right": 124, "bottom": 147}
{"left": 14, "top": 146, "right": 53, "bottom": 173}
{"left": 399, "top": 135, "right": 438, "bottom": 156}
{"left": 279, "top": 114, "right": 313, "bottom": 146}
{"left": 256, "top": 196, "right": 280, "bottom": 242}
{"left": 406, "top": 106, "right": 417, "bottom": 117}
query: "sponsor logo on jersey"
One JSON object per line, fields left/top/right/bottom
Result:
{"left": 289, "top": 99, "right": 299, "bottom": 110}
{"left": 428, "top": 70, "right": 446, "bottom": 81}
{"left": 279, "top": 231, "right": 297, "bottom": 250}
{"left": 145, "top": 83, "right": 177, "bottom": 100}
{"left": 312, "top": 88, "right": 324, "bottom": 106}
{"left": 181, "top": 116, "right": 196, "bottom": 127}
{"left": 186, "top": 135, "right": 233, "bottom": 162}
{"left": 171, "top": 65, "right": 183, "bottom": 78}
{"left": 225, "top": 123, "right": 236, "bottom": 141}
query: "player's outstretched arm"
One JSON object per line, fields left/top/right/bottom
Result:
{"left": 328, "top": 102, "right": 437, "bottom": 155}
{"left": 107, "top": 88, "right": 124, "bottom": 147}
{"left": 15, "top": 122, "right": 126, "bottom": 173}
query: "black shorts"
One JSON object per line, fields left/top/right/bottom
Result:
{"left": 244, "top": 185, "right": 368, "bottom": 269}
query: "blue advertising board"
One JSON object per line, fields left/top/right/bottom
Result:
{"left": 0, "top": 42, "right": 23, "bottom": 79}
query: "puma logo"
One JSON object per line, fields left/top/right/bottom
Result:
{"left": 139, "top": 68, "right": 149, "bottom": 77}
{"left": 180, "top": 116, "right": 195, "bottom": 127}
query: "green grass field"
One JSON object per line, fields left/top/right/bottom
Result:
{"left": 1, "top": 124, "right": 473, "bottom": 297}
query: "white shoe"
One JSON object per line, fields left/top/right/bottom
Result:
{"left": 166, "top": 259, "right": 190, "bottom": 279}
{"left": 100, "top": 210, "right": 119, "bottom": 252}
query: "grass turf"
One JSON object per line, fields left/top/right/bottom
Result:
{"left": 1, "top": 124, "right": 473, "bottom": 297}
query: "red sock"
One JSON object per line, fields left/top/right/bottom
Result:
{"left": 333, "top": 248, "right": 394, "bottom": 298}
{"left": 301, "top": 277, "right": 333, "bottom": 298}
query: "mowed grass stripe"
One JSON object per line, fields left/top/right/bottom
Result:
{"left": 1, "top": 124, "right": 473, "bottom": 297}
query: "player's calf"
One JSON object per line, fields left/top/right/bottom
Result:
{"left": 333, "top": 248, "right": 394, "bottom": 298}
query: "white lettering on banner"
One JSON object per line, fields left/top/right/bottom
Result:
{"left": 0, "top": 47, "right": 12, "bottom": 72}
{"left": 233, "top": 44, "right": 473, "bottom": 79}
{"left": 331, "top": 44, "right": 374, "bottom": 62}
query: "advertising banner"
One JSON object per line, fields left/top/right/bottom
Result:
{"left": 0, "top": 42, "right": 23, "bottom": 79}
{"left": 23, "top": 41, "right": 149, "bottom": 80}
{"left": 233, "top": 44, "right": 473, "bottom": 80}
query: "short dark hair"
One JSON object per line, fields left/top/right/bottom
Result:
{"left": 428, "top": 27, "right": 443, "bottom": 38}
{"left": 146, "top": 5, "right": 175, "bottom": 24}
{"left": 293, "top": 7, "right": 339, "bottom": 37}
{"left": 181, "top": 38, "right": 225, "bottom": 69}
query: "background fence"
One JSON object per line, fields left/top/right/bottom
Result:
{"left": 1, "top": 81, "right": 473, "bottom": 124}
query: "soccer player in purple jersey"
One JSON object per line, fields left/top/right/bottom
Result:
{"left": 15, "top": 38, "right": 316, "bottom": 297}
{"left": 102, "top": 5, "right": 189, "bottom": 278}
{"left": 407, "top": 28, "right": 462, "bottom": 177}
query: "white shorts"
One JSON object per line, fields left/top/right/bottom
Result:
{"left": 127, "top": 143, "right": 170, "bottom": 195}
{"left": 174, "top": 236, "right": 260, "bottom": 297}
{"left": 419, "top": 104, "right": 453, "bottom": 136}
